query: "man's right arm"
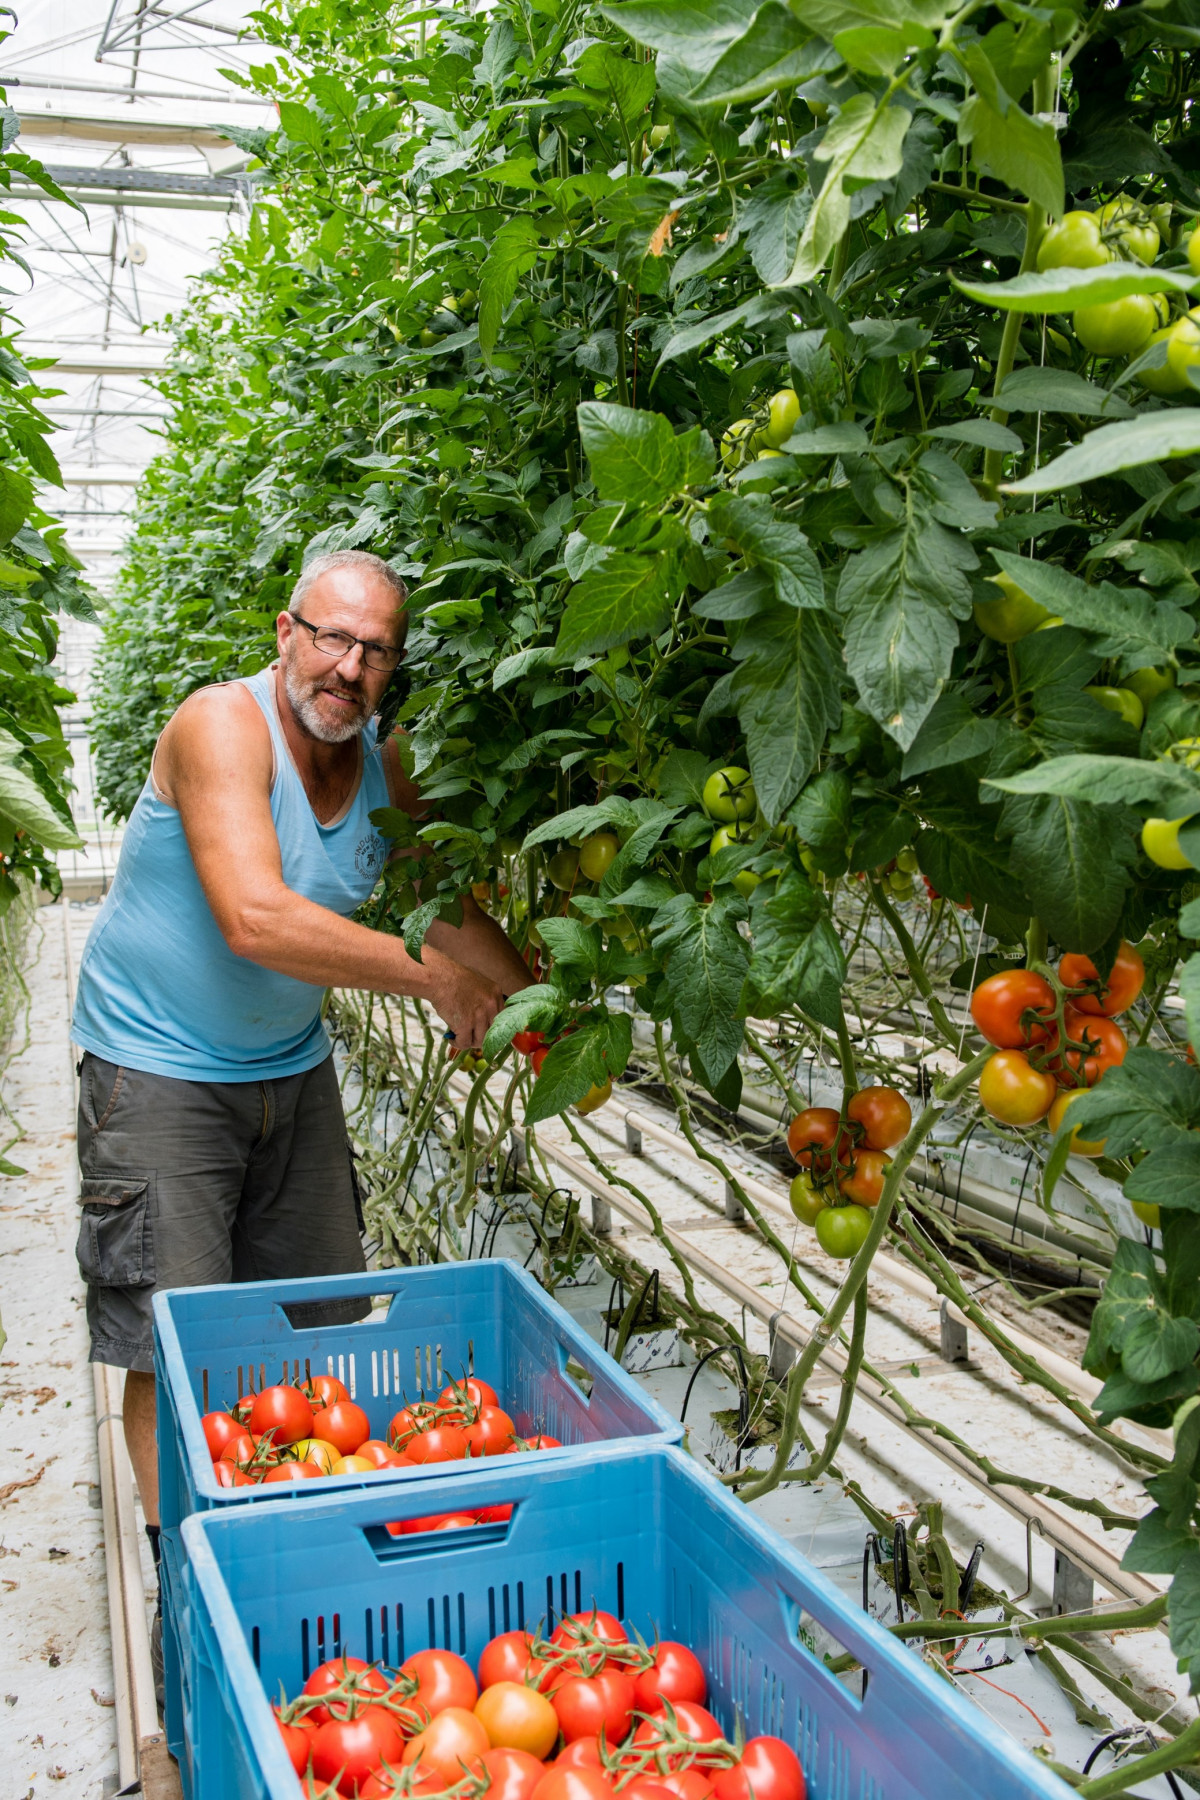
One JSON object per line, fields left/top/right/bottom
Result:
{"left": 157, "top": 687, "right": 504, "bottom": 1047}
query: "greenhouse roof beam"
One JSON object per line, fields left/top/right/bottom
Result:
{"left": 16, "top": 109, "right": 235, "bottom": 149}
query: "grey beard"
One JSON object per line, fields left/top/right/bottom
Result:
{"left": 282, "top": 652, "right": 370, "bottom": 744}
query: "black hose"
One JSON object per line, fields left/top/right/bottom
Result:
{"left": 680, "top": 1341, "right": 751, "bottom": 1470}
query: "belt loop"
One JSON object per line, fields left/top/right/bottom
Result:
{"left": 259, "top": 1081, "right": 274, "bottom": 1144}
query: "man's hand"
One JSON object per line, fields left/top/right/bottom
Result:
{"left": 431, "top": 961, "right": 505, "bottom": 1051}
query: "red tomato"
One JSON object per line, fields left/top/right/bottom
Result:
{"left": 357, "top": 1440, "right": 405, "bottom": 1469}
{"left": 711, "top": 1739, "right": 806, "bottom": 1800}
{"left": 466, "top": 1405, "right": 517, "bottom": 1457}
{"left": 553, "top": 1668, "right": 635, "bottom": 1744}
{"left": 359, "top": 1765, "right": 447, "bottom": 1800}
{"left": 785, "top": 1107, "right": 849, "bottom": 1170}
{"left": 844, "top": 1086, "right": 911, "bottom": 1150}
{"left": 212, "top": 1459, "right": 256, "bottom": 1487}
{"left": 978, "top": 1050, "right": 1056, "bottom": 1125}
{"left": 836, "top": 1147, "right": 890, "bottom": 1207}
{"left": 438, "top": 1376, "right": 500, "bottom": 1411}
{"left": 401, "top": 1648, "right": 479, "bottom": 1720}
{"left": 300, "top": 1777, "right": 345, "bottom": 1800}
{"left": 275, "top": 1710, "right": 316, "bottom": 1775}
{"left": 303, "top": 1657, "right": 389, "bottom": 1728}
{"left": 389, "top": 1511, "right": 478, "bottom": 1537}
{"left": 310, "top": 1401, "right": 371, "bottom": 1456}
{"left": 262, "top": 1460, "right": 324, "bottom": 1484}
{"left": 219, "top": 1429, "right": 257, "bottom": 1466}
{"left": 632, "top": 1702, "right": 725, "bottom": 1759}
{"left": 531, "top": 1047, "right": 550, "bottom": 1076}
{"left": 632, "top": 1643, "right": 706, "bottom": 1712}
{"left": 311, "top": 1709, "right": 407, "bottom": 1792}
{"left": 406, "top": 1424, "right": 470, "bottom": 1464}
{"left": 970, "top": 970, "right": 1055, "bottom": 1048}
{"left": 475, "top": 1502, "right": 515, "bottom": 1523}
{"left": 553, "top": 1738, "right": 603, "bottom": 1772}
{"left": 624, "top": 1784, "right": 683, "bottom": 1800}
{"left": 1053, "top": 1008, "right": 1129, "bottom": 1086}
{"left": 532, "top": 1770, "right": 616, "bottom": 1800}
{"left": 479, "top": 1630, "right": 536, "bottom": 1689}
{"left": 248, "top": 1384, "right": 314, "bottom": 1447}
{"left": 402, "top": 1706, "right": 491, "bottom": 1783}
{"left": 657, "top": 1774, "right": 714, "bottom": 1800}
{"left": 550, "top": 1612, "right": 628, "bottom": 1652}
{"left": 474, "top": 1746, "right": 549, "bottom": 1800}
{"left": 389, "top": 1402, "right": 441, "bottom": 1447}
{"left": 1059, "top": 941, "right": 1144, "bottom": 1016}
{"left": 201, "top": 1411, "right": 244, "bottom": 1459}
{"left": 508, "top": 1434, "right": 562, "bottom": 1453}
{"left": 306, "top": 1373, "right": 350, "bottom": 1410}
{"left": 512, "top": 1031, "right": 546, "bottom": 1056}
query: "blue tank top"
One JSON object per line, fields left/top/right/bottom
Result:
{"left": 71, "top": 665, "right": 393, "bottom": 1082}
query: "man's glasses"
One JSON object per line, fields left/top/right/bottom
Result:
{"left": 291, "top": 613, "right": 404, "bottom": 674}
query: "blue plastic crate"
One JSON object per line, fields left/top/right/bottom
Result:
{"left": 154, "top": 1259, "right": 682, "bottom": 1535}
{"left": 176, "top": 1444, "right": 1071, "bottom": 1800}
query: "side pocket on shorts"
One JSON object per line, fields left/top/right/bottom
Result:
{"left": 76, "top": 1176, "right": 155, "bottom": 1288}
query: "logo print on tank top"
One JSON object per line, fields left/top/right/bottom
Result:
{"left": 355, "top": 833, "right": 385, "bottom": 879}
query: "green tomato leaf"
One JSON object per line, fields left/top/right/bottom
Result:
{"left": 277, "top": 100, "right": 324, "bottom": 147}
{"left": 686, "top": 3, "right": 825, "bottom": 105}
{"left": 985, "top": 754, "right": 1200, "bottom": 814}
{"left": 1122, "top": 1311, "right": 1200, "bottom": 1385}
{"left": 1064, "top": 1048, "right": 1200, "bottom": 1157}
{"left": 987, "top": 366, "right": 1136, "bottom": 418}
{"left": 600, "top": 0, "right": 763, "bottom": 57}
{"left": 707, "top": 494, "right": 824, "bottom": 609}
{"left": 957, "top": 260, "right": 1194, "bottom": 312}
{"left": 556, "top": 553, "right": 674, "bottom": 659}
{"left": 1002, "top": 792, "right": 1136, "bottom": 952}
{"left": 577, "top": 401, "right": 690, "bottom": 506}
{"left": 740, "top": 870, "right": 846, "bottom": 1027}
{"left": 959, "top": 94, "right": 1063, "bottom": 216}
{"left": 478, "top": 216, "right": 541, "bottom": 363}
{"left": 0, "top": 729, "right": 81, "bottom": 850}
{"left": 729, "top": 602, "right": 842, "bottom": 822}
{"left": 524, "top": 1017, "right": 629, "bottom": 1125}
{"left": 1006, "top": 413, "right": 1200, "bottom": 496}
{"left": 483, "top": 987, "right": 566, "bottom": 1060}
{"left": 1123, "top": 1508, "right": 1197, "bottom": 1577}
{"left": 1179, "top": 952, "right": 1200, "bottom": 1061}
{"left": 786, "top": 97, "right": 911, "bottom": 284}
{"left": 652, "top": 891, "right": 749, "bottom": 1083}
{"left": 901, "top": 692, "right": 999, "bottom": 778}
{"left": 1125, "top": 1140, "right": 1200, "bottom": 1209}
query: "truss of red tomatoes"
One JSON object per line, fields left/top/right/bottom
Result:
{"left": 271, "top": 1608, "right": 807, "bottom": 1800}
{"left": 782, "top": 1085, "right": 913, "bottom": 1261}
{"left": 969, "top": 941, "right": 1145, "bottom": 1149}
{"left": 200, "top": 1373, "right": 561, "bottom": 1498}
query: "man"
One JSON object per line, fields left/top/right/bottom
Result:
{"left": 71, "top": 548, "right": 529, "bottom": 1586}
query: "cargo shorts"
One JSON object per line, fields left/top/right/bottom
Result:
{"left": 76, "top": 1051, "right": 368, "bottom": 1373}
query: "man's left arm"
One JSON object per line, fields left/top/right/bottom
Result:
{"left": 383, "top": 734, "right": 534, "bottom": 999}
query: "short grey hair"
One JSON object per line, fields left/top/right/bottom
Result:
{"left": 289, "top": 550, "right": 408, "bottom": 617}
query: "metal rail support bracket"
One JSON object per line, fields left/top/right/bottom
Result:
{"left": 768, "top": 1311, "right": 796, "bottom": 1381}
{"left": 624, "top": 1118, "right": 643, "bottom": 1156}
{"left": 1053, "top": 1549, "right": 1094, "bottom": 1616}
{"left": 939, "top": 1298, "right": 969, "bottom": 1365}
{"left": 591, "top": 1194, "right": 613, "bottom": 1236}
{"left": 724, "top": 1180, "right": 745, "bottom": 1222}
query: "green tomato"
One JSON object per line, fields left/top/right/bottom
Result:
{"left": 755, "top": 448, "right": 784, "bottom": 461}
{"left": 418, "top": 327, "right": 440, "bottom": 348}
{"left": 1073, "top": 294, "right": 1158, "bottom": 358}
{"left": 1164, "top": 735, "right": 1200, "bottom": 771}
{"left": 763, "top": 386, "right": 800, "bottom": 449}
{"left": 814, "top": 1203, "right": 873, "bottom": 1259}
{"left": 1036, "top": 211, "right": 1111, "bottom": 272}
{"left": 458, "top": 287, "right": 478, "bottom": 310}
{"left": 1125, "top": 666, "right": 1175, "bottom": 707}
{"left": 973, "top": 571, "right": 1051, "bottom": 643}
{"left": 547, "top": 847, "right": 580, "bottom": 890}
{"left": 703, "top": 766, "right": 756, "bottom": 822}
{"left": 498, "top": 834, "right": 523, "bottom": 856}
{"left": 709, "top": 823, "right": 755, "bottom": 855}
{"left": 798, "top": 845, "right": 817, "bottom": 875}
{"left": 895, "top": 846, "right": 919, "bottom": 873}
{"left": 733, "top": 869, "right": 761, "bottom": 898}
{"left": 1168, "top": 309, "right": 1200, "bottom": 388}
{"left": 1085, "top": 685, "right": 1145, "bottom": 730}
{"left": 887, "top": 873, "right": 915, "bottom": 900}
{"left": 1189, "top": 227, "right": 1200, "bottom": 279}
{"left": 1141, "top": 817, "right": 1195, "bottom": 870}
{"left": 649, "top": 124, "right": 670, "bottom": 149}
{"left": 788, "top": 1173, "right": 827, "bottom": 1227}
{"left": 1034, "top": 615, "right": 1064, "bottom": 631}
{"left": 578, "top": 832, "right": 619, "bottom": 882}
{"left": 1097, "top": 197, "right": 1160, "bottom": 264}
{"left": 1135, "top": 326, "right": 1187, "bottom": 396}
{"left": 1132, "top": 1199, "right": 1162, "bottom": 1228}
{"left": 720, "top": 419, "right": 756, "bottom": 472}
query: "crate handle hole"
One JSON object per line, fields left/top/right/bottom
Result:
{"left": 561, "top": 1351, "right": 594, "bottom": 1402}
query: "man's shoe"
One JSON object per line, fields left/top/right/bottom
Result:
{"left": 150, "top": 1607, "right": 165, "bottom": 1720}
